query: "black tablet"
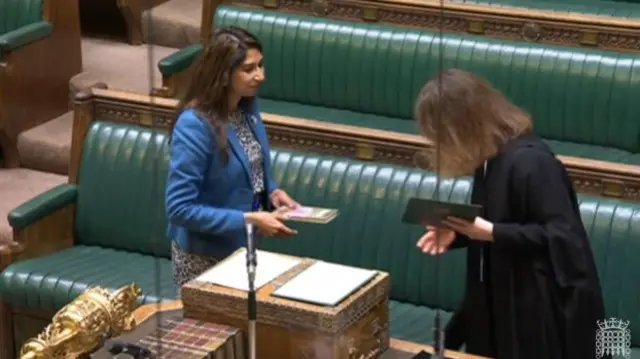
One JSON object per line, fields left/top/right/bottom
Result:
{"left": 402, "top": 197, "right": 482, "bottom": 226}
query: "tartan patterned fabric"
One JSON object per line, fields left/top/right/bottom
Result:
{"left": 137, "top": 316, "right": 243, "bottom": 359}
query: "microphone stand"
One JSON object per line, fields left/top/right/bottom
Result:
{"left": 245, "top": 223, "right": 258, "bottom": 359}
{"left": 432, "top": 312, "right": 446, "bottom": 358}
{"left": 410, "top": 298, "right": 448, "bottom": 358}
{"left": 411, "top": 228, "right": 450, "bottom": 359}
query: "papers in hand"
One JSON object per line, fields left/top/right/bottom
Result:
{"left": 272, "top": 261, "right": 377, "bottom": 307}
{"left": 195, "top": 248, "right": 300, "bottom": 292}
{"left": 284, "top": 206, "right": 338, "bottom": 224}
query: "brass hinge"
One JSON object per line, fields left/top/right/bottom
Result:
{"left": 602, "top": 179, "right": 624, "bottom": 198}
{"left": 580, "top": 31, "right": 599, "bottom": 46}
{"left": 139, "top": 111, "right": 153, "bottom": 126}
{"left": 467, "top": 20, "right": 485, "bottom": 34}
{"left": 263, "top": 0, "right": 279, "bottom": 9}
{"left": 355, "top": 143, "right": 375, "bottom": 160}
{"left": 362, "top": 7, "right": 379, "bottom": 22}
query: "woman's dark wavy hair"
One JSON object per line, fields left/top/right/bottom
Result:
{"left": 169, "top": 26, "right": 263, "bottom": 163}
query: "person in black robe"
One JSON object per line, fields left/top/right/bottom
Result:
{"left": 413, "top": 68, "right": 607, "bottom": 359}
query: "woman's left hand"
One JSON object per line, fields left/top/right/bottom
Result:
{"left": 443, "top": 216, "right": 494, "bottom": 242}
{"left": 270, "top": 189, "right": 299, "bottom": 209}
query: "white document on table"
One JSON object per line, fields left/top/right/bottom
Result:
{"left": 195, "top": 248, "right": 301, "bottom": 292}
{"left": 272, "top": 261, "right": 378, "bottom": 307}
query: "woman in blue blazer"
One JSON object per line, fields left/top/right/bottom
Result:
{"left": 165, "top": 26, "right": 298, "bottom": 290}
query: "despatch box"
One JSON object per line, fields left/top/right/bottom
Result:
{"left": 181, "top": 250, "right": 390, "bottom": 359}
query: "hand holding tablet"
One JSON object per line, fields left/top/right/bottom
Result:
{"left": 402, "top": 198, "right": 482, "bottom": 227}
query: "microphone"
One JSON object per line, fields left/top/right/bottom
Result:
{"left": 246, "top": 223, "right": 257, "bottom": 284}
{"left": 107, "top": 339, "right": 155, "bottom": 358}
{"left": 245, "top": 223, "right": 257, "bottom": 359}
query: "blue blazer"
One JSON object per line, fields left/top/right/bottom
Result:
{"left": 165, "top": 99, "right": 279, "bottom": 260}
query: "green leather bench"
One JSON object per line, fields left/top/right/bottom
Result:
{"left": 213, "top": 0, "right": 640, "bottom": 54}
{"left": 0, "top": 0, "right": 48, "bottom": 58}
{"left": 0, "top": 0, "right": 82, "bottom": 167}
{"left": 1, "top": 120, "right": 639, "bottom": 354}
{"left": 0, "top": 0, "right": 52, "bottom": 167}
{"left": 159, "top": 6, "right": 640, "bottom": 166}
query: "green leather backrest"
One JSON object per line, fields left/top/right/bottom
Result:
{"left": 265, "top": 151, "right": 640, "bottom": 334}
{"left": 579, "top": 195, "right": 640, "bottom": 346}
{"left": 0, "top": 0, "right": 43, "bottom": 34}
{"left": 74, "top": 120, "right": 471, "bottom": 310}
{"left": 263, "top": 151, "right": 472, "bottom": 311}
{"left": 213, "top": 6, "right": 640, "bottom": 153}
{"left": 74, "top": 121, "right": 172, "bottom": 258}
{"left": 75, "top": 122, "right": 640, "bottom": 340}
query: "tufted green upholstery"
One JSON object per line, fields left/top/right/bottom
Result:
{"left": 0, "top": 0, "right": 51, "bottom": 62}
{"left": 0, "top": 121, "right": 468, "bottom": 344}
{"left": 265, "top": 150, "right": 471, "bottom": 311}
{"left": 265, "top": 151, "right": 640, "bottom": 349}
{"left": 160, "top": 6, "right": 640, "bottom": 165}
{"left": 0, "top": 122, "right": 176, "bottom": 311}
{"left": 1, "top": 122, "right": 639, "bottom": 351}
{"left": 74, "top": 123, "right": 171, "bottom": 258}
{"left": 0, "top": 0, "right": 42, "bottom": 34}
{"left": 454, "top": 0, "right": 640, "bottom": 17}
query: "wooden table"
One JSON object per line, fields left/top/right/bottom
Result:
{"left": 131, "top": 300, "right": 487, "bottom": 359}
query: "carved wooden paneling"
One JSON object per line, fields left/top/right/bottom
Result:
{"left": 267, "top": 131, "right": 640, "bottom": 203}
{"left": 229, "top": 0, "right": 640, "bottom": 53}
{"left": 83, "top": 89, "right": 640, "bottom": 203}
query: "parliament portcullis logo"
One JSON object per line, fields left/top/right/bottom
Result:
{"left": 596, "top": 317, "right": 631, "bottom": 358}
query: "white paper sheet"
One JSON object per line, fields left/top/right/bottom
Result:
{"left": 195, "top": 248, "right": 301, "bottom": 292}
{"left": 272, "top": 261, "right": 378, "bottom": 307}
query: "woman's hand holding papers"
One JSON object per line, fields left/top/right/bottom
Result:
{"left": 270, "top": 189, "right": 299, "bottom": 209}
{"left": 244, "top": 208, "right": 297, "bottom": 237}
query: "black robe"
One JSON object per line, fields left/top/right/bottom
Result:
{"left": 443, "top": 133, "right": 607, "bottom": 359}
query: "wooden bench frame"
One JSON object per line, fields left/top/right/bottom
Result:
{"left": 0, "top": 0, "right": 82, "bottom": 168}
{"left": 82, "top": 89, "right": 640, "bottom": 202}
{"left": 117, "top": 0, "right": 171, "bottom": 45}
{"left": 205, "top": 0, "right": 640, "bottom": 53}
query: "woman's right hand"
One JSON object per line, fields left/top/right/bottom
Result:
{"left": 416, "top": 226, "right": 456, "bottom": 255}
{"left": 244, "top": 210, "right": 297, "bottom": 237}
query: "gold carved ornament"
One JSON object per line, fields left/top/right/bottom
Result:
{"left": 522, "top": 22, "right": 542, "bottom": 42}
{"left": 311, "top": 0, "right": 332, "bottom": 16}
{"left": 19, "top": 283, "right": 142, "bottom": 359}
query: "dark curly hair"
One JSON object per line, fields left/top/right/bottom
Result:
{"left": 170, "top": 26, "right": 263, "bottom": 163}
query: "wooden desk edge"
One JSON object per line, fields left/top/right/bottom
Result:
{"left": 132, "top": 300, "right": 487, "bottom": 359}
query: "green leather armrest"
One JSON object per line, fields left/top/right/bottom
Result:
{"left": 158, "top": 43, "right": 203, "bottom": 76}
{"left": 0, "top": 21, "right": 53, "bottom": 57}
{"left": 8, "top": 184, "right": 77, "bottom": 230}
